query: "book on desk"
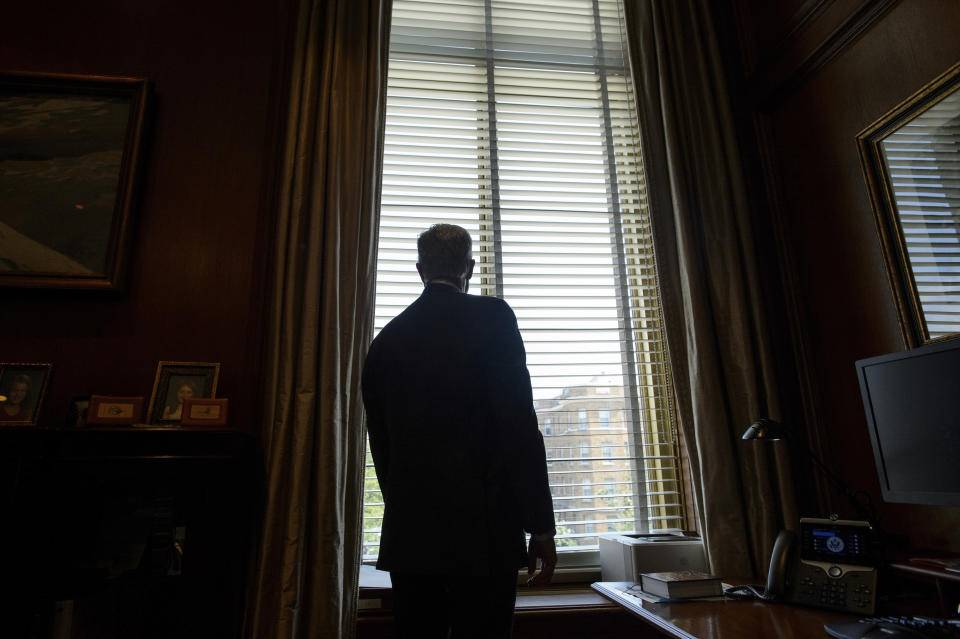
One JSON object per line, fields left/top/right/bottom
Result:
{"left": 640, "top": 571, "right": 724, "bottom": 599}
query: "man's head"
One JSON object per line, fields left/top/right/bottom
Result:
{"left": 416, "top": 224, "right": 475, "bottom": 292}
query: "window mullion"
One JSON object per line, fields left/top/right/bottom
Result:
{"left": 483, "top": 0, "right": 504, "bottom": 297}
{"left": 591, "top": 0, "right": 648, "bottom": 533}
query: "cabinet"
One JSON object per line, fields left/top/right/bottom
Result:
{"left": 1, "top": 428, "right": 256, "bottom": 638}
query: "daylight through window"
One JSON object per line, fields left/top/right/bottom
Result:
{"left": 363, "top": 0, "right": 684, "bottom": 564}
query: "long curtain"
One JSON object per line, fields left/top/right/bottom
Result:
{"left": 245, "top": 0, "right": 390, "bottom": 637}
{"left": 623, "top": 0, "right": 798, "bottom": 577}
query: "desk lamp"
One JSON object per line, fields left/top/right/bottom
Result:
{"left": 741, "top": 418, "right": 877, "bottom": 524}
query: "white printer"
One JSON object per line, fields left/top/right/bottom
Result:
{"left": 598, "top": 531, "right": 707, "bottom": 581}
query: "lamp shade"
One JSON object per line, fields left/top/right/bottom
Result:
{"left": 741, "top": 418, "right": 789, "bottom": 440}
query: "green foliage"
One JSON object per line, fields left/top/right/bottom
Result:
{"left": 363, "top": 467, "right": 385, "bottom": 556}
{"left": 555, "top": 524, "right": 577, "bottom": 547}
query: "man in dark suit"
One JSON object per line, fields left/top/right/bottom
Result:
{"left": 362, "top": 223, "right": 557, "bottom": 638}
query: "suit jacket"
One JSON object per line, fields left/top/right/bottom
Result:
{"left": 362, "top": 283, "right": 556, "bottom": 575}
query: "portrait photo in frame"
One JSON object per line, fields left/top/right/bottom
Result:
{"left": 0, "top": 363, "right": 53, "bottom": 425}
{"left": 147, "top": 362, "right": 220, "bottom": 425}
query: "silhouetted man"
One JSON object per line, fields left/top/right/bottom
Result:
{"left": 362, "top": 223, "right": 556, "bottom": 639}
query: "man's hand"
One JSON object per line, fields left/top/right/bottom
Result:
{"left": 526, "top": 536, "right": 557, "bottom": 586}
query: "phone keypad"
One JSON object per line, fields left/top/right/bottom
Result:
{"left": 851, "top": 583, "right": 874, "bottom": 609}
{"left": 790, "top": 563, "right": 875, "bottom": 614}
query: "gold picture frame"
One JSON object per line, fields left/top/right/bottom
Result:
{"left": 0, "top": 362, "right": 53, "bottom": 426}
{"left": 857, "top": 59, "right": 960, "bottom": 347}
{"left": 0, "top": 72, "right": 151, "bottom": 290}
{"left": 87, "top": 395, "right": 144, "bottom": 426}
{"left": 180, "top": 398, "right": 229, "bottom": 426}
{"left": 147, "top": 361, "right": 220, "bottom": 425}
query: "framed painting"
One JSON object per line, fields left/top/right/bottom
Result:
{"left": 0, "top": 362, "right": 53, "bottom": 425}
{"left": 0, "top": 71, "right": 151, "bottom": 290}
{"left": 147, "top": 361, "right": 220, "bottom": 425}
{"left": 858, "top": 59, "right": 960, "bottom": 346}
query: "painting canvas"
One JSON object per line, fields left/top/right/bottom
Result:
{"left": 0, "top": 72, "right": 149, "bottom": 289}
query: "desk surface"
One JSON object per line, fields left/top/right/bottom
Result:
{"left": 592, "top": 582, "right": 859, "bottom": 639}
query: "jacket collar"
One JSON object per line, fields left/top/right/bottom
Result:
{"left": 423, "top": 281, "right": 462, "bottom": 295}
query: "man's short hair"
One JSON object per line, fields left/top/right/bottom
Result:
{"left": 417, "top": 224, "right": 472, "bottom": 282}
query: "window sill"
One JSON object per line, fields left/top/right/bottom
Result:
{"left": 515, "top": 585, "right": 612, "bottom": 612}
{"left": 357, "top": 566, "right": 609, "bottom": 615}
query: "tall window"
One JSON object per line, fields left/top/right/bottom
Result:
{"left": 363, "top": 0, "right": 684, "bottom": 564}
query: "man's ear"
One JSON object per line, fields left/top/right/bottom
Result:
{"left": 416, "top": 263, "right": 426, "bottom": 283}
{"left": 465, "top": 259, "right": 475, "bottom": 281}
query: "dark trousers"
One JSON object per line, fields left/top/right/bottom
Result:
{"left": 389, "top": 570, "right": 519, "bottom": 639}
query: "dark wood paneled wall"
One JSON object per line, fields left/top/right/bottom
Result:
{"left": 0, "top": 0, "right": 296, "bottom": 433}
{"left": 723, "top": 0, "right": 960, "bottom": 552}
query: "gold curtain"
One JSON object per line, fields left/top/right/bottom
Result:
{"left": 245, "top": 0, "right": 390, "bottom": 637}
{"left": 624, "top": 0, "right": 798, "bottom": 577}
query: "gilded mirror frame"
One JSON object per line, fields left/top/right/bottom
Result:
{"left": 858, "top": 59, "right": 960, "bottom": 347}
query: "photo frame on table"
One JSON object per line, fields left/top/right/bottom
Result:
{"left": 87, "top": 395, "right": 144, "bottom": 426}
{"left": 147, "top": 362, "right": 220, "bottom": 425}
{"left": 0, "top": 71, "right": 151, "bottom": 291}
{"left": 180, "top": 398, "right": 229, "bottom": 426}
{"left": 0, "top": 363, "right": 53, "bottom": 425}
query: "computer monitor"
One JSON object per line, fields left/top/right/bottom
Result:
{"left": 856, "top": 337, "right": 960, "bottom": 507}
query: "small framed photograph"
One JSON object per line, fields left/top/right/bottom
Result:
{"left": 0, "top": 363, "right": 53, "bottom": 425}
{"left": 87, "top": 395, "right": 144, "bottom": 425}
{"left": 147, "top": 361, "right": 220, "bottom": 425}
{"left": 180, "top": 398, "right": 229, "bottom": 426}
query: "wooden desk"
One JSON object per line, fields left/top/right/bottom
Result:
{"left": 887, "top": 561, "right": 960, "bottom": 617}
{"left": 592, "top": 582, "right": 859, "bottom": 639}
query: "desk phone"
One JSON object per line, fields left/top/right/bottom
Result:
{"left": 783, "top": 517, "right": 878, "bottom": 614}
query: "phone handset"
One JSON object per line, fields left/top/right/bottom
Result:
{"left": 764, "top": 529, "right": 798, "bottom": 598}
{"left": 724, "top": 529, "right": 798, "bottom": 601}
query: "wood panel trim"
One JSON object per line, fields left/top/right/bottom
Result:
{"left": 752, "top": 0, "right": 900, "bottom": 110}
{"left": 783, "top": 0, "right": 834, "bottom": 44}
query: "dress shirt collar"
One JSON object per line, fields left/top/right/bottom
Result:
{"left": 424, "top": 280, "right": 462, "bottom": 293}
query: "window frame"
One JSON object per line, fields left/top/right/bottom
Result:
{"left": 362, "top": 0, "right": 688, "bottom": 569}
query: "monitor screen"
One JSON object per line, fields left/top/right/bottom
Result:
{"left": 856, "top": 338, "right": 960, "bottom": 507}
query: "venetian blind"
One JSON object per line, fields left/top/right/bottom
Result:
{"left": 881, "top": 90, "right": 960, "bottom": 338}
{"left": 363, "top": 0, "right": 684, "bottom": 563}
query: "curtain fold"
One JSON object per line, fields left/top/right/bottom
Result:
{"left": 246, "top": 1, "right": 390, "bottom": 637}
{"left": 623, "top": 0, "right": 798, "bottom": 578}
